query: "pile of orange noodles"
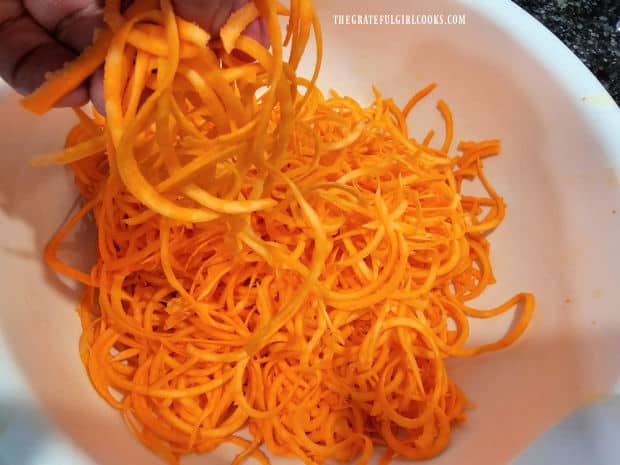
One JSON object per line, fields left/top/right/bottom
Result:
{"left": 24, "top": 0, "right": 534, "bottom": 464}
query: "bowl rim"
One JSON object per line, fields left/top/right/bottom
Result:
{"left": 462, "top": 0, "right": 620, "bottom": 168}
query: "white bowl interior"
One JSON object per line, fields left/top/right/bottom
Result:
{"left": 1, "top": 1, "right": 619, "bottom": 464}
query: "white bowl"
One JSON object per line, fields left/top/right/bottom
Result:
{"left": 1, "top": 1, "right": 619, "bottom": 464}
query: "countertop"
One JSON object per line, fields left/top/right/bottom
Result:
{"left": 513, "top": 0, "right": 619, "bottom": 103}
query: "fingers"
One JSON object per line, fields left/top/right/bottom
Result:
{"left": 231, "top": 0, "right": 269, "bottom": 48}
{"left": 172, "top": 0, "right": 234, "bottom": 37}
{"left": 0, "top": 1, "right": 88, "bottom": 105}
{"left": 173, "top": 0, "right": 269, "bottom": 47}
{"left": 2, "top": 0, "right": 270, "bottom": 111}
{"left": 242, "top": 14, "right": 269, "bottom": 48}
{"left": 87, "top": 0, "right": 269, "bottom": 112}
{"left": 23, "top": 0, "right": 104, "bottom": 51}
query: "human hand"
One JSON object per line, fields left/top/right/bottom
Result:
{"left": 0, "top": 0, "right": 267, "bottom": 109}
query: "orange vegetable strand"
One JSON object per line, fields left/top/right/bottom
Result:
{"left": 29, "top": 1, "right": 534, "bottom": 465}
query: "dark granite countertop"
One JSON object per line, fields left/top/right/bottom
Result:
{"left": 513, "top": 0, "right": 619, "bottom": 103}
